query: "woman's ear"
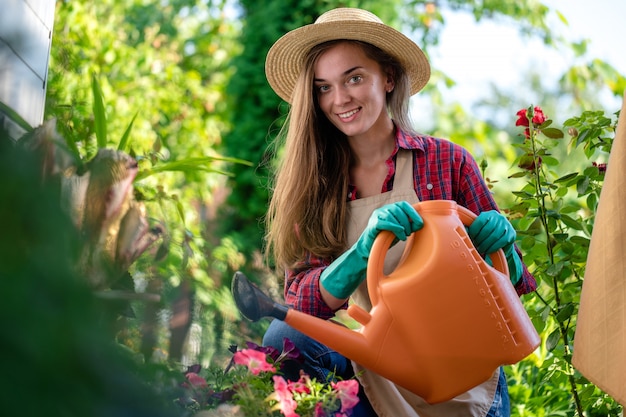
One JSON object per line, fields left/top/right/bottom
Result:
{"left": 385, "top": 69, "right": 395, "bottom": 93}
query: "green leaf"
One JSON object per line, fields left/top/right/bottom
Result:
{"left": 543, "top": 156, "right": 560, "bottom": 166}
{"left": 541, "top": 127, "right": 564, "bottom": 139}
{"left": 538, "top": 119, "right": 553, "bottom": 129}
{"left": 512, "top": 190, "right": 534, "bottom": 198}
{"left": 135, "top": 156, "right": 253, "bottom": 181}
{"left": 176, "top": 200, "right": 186, "bottom": 226}
{"left": 555, "top": 186, "right": 568, "bottom": 198}
{"left": 556, "top": 303, "right": 575, "bottom": 323}
{"left": 530, "top": 313, "right": 547, "bottom": 333}
{"left": 578, "top": 384, "right": 596, "bottom": 403}
{"left": 570, "top": 236, "right": 590, "bottom": 247}
{"left": 560, "top": 214, "right": 583, "bottom": 230}
{"left": 546, "top": 210, "right": 561, "bottom": 219}
{"left": 520, "top": 235, "right": 536, "bottom": 251}
{"left": 583, "top": 166, "right": 599, "bottom": 176}
{"left": 118, "top": 111, "right": 138, "bottom": 152}
{"left": 554, "top": 172, "right": 578, "bottom": 183}
{"left": 508, "top": 171, "right": 528, "bottom": 178}
{"left": 546, "top": 262, "right": 564, "bottom": 277}
{"left": 576, "top": 129, "right": 591, "bottom": 147}
{"left": 586, "top": 193, "right": 598, "bottom": 211}
{"left": 91, "top": 73, "right": 107, "bottom": 148}
{"left": 577, "top": 176, "right": 591, "bottom": 195}
{"left": 546, "top": 329, "right": 561, "bottom": 351}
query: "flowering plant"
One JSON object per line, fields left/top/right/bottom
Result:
{"left": 514, "top": 105, "right": 563, "bottom": 171}
{"left": 177, "top": 338, "right": 360, "bottom": 417}
{"left": 506, "top": 105, "right": 620, "bottom": 415}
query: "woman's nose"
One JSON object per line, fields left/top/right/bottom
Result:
{"left": 332, "top": 86, "right": 351, "bottom": 105}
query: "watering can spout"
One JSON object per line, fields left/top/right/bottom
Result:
{"left": 231, "top": 271, "right": 371, "bottom": 363}
{"left": 232, "top": 271, "right": 288, "bottom": 321}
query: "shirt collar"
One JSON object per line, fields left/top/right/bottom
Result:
{"left": 395, "top": 127, "right": 426, "bottom": 152}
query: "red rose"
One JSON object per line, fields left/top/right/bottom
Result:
{"left": 515, "top": 109, "right": 529, "bottom": 127}
{"left": 516, "top": 106, "right": 546, "bottom": 128}
{"left": 532, "top": 107, "right": 546, "bottom": 125}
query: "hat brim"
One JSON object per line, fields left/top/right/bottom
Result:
{"left": 265, "top": 20, "right": 431, "bottom": 103}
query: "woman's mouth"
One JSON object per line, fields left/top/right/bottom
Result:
{"left": 337, "top": 108, "right": 360, "bottom": 119}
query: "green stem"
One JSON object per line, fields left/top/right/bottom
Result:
{"left": 528, "top": 125, "right": 584, "bottom": 416}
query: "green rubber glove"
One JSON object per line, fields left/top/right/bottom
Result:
{"left": 467, "top": 210, "right": 523, "bottom": 285}
{"left": 320, "top": 201, "right": 424, "bottom": 299}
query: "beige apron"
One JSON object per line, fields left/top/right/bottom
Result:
{"left": 346, "top": 150, "right": 500, "bottom": 417}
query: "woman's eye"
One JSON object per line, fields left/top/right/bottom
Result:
{"left": 349, "top": 75, "right": 362, "bottom": 83}
{"left": 317, "top": 85, "right": 329, "bottom": 93}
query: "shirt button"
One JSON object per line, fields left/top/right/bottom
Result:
{"left": 426, "top": 183, "right": 434, "bottom": 190}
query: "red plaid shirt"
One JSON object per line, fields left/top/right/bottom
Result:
{"left": 284, "top": 129, "right": 537, "bottom": 319}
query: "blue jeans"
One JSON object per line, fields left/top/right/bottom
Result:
{"left": 263, "top": 319, "right": 510, "bottom": 417}
{"left": 486, "top": 366, "right": 511, "bottom": 417}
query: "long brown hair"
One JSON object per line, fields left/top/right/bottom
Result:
{"left": 265, "top": 40, "right": 413, "bottom": 272}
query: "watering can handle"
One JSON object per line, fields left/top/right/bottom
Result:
{"left": 455, "top": 205, "right": 509, "bottom": 277}
{"left": 367, "top": 201, "right": 509, "bottom": 307}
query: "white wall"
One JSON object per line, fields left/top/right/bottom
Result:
{"left": 0, "top": 0, "right": 56, "bottom": 139}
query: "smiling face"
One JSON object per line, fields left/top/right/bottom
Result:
{"left": 313, "top": 41, "right": 394, "bottom": 140}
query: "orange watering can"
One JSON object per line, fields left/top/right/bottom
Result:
{"left": 232, "top": 200, "right": 540, "bottom": 404}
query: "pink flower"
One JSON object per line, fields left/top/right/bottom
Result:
{"left": 185, "top": 372, "right": 208, "bottom": 387}
{"left": 246, "top": 337, "right": 303, "bottom": 364}
{"left": 331, "top": 380, "right": 360, "bottom": 413}
{"left": 288, "top": 373, "right": 311, "bottom": 394}
{"left": 268, "top": 375, "right": 299, "bottom": 417}
{"left": 314, "top": 403, "right": 326, "bottom": 417}
{"left": 245, "top": 340, "right": 281, "bottom": 361}
{"left": 233, "top": 348, "right": 276, "bottom": 375}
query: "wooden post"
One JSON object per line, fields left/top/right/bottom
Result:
{"left": 573, "top": 93, "right": 626, "bottom": 406}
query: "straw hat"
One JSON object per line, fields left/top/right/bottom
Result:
{"left": 265, "top": 8, "right": 431, "bottom": 103}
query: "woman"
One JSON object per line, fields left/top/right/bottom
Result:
{"left": 262, "top": 8, "right": 537, "bottom": 417}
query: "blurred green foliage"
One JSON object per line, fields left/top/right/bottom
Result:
{"left": 46, "top": 0, "right": 252, "bottom": 368}
{"left": 0, "top": 127, "right": 180, "bottom": 417}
